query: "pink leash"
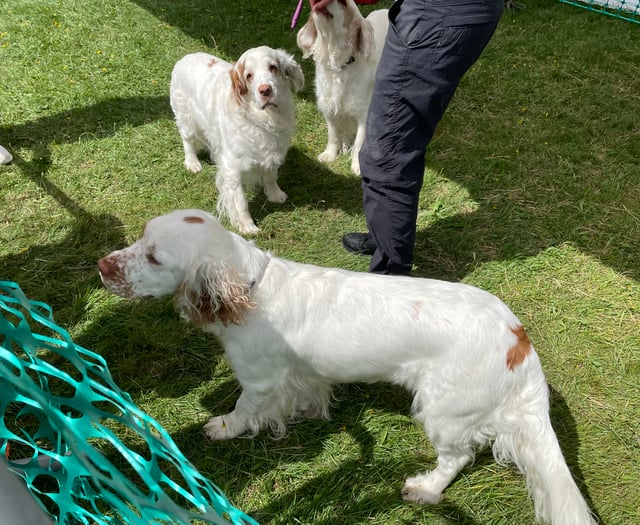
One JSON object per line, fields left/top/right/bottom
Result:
{"left": 291, "top": 0, "right": 305, "bottom": 28}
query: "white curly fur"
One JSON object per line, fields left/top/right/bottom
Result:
{"left": 98, "top": 209, "right": 597, "bottom": 525}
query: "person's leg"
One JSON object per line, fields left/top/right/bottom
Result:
{"left": 357, "top": 0, "right": 503, "bottom": 275}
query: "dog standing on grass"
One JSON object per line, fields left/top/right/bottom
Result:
{"left": 98, "top": 209, "right": 597, "bottom": 525}
{"left": 296, "top": 0, "right": 388, "bottom": 175}
{"left": 170, "top": 47, "right": 304, "bottom": 234}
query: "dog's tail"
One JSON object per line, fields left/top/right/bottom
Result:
{"left": 493, "top": 372, "right": 597, "bottom": 525}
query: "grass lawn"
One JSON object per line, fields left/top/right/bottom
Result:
{"left": 1, "top": 0, "right": 639, "bottom": 523}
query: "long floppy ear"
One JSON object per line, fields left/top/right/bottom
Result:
{"left": 175, "top": 259, "right": 256, "bottom": 327}
{"left": 296, "top": 18, "right": 318, "bottom": 58}
{"left": 276, "top": 49, "right": 305, "bottom": 93}
{"left": 349, "top": 17, "right": 375, "bottom": 59}
{"left": 229, "top": 60, "right": 249, "bottom": 105}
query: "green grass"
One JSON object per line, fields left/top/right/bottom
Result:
{"left": 1, "top": 0, "right": 640, "bottom": 523}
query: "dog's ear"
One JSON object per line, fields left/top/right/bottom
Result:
{"left": 276, "top": 49, "right": 305, "bottom": 93}
{"left": 296, "top": 18, "right": 318, "bottom": 58}
{"left": 229, "top": 60, "right": 249, "bottom": 105}
{"left": 175, "top": 259, "right": 256, "bottom": 327}
{"left": 349, "top": 17, "right": 375, "bottom": 59}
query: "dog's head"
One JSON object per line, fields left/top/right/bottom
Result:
{"left": 229, "top": 46, "right": 304, "bottom": 110}
{"left": 296, "top": 0, "right": 375, "bottom": 70}
{"left": 98, "top": 209, "right": 261, "bottom": 326}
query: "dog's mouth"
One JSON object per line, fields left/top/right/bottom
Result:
{"left": 260, "top": 101, "right": 278, "bottom": 110}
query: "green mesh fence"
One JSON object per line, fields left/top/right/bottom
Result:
{"left": 560, "top": 0, "right": 640, "bottom": 23}
{"left": 0, "top": 280, "right": 259, "bottom": 525}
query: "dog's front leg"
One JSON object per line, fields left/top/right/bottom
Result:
{"left": 203, "top": 389, "right": 263, "bottom": 440}
{"left": 350, "top": 118, "right": 366, "bottom": 175}
{"left": 215, "top": 168, "right": 259, "bottom": 234}
{"left": 317, "top": 116, "right": 340, "bottom": 164}
{"left": 262, "top": 167, "right": 288, "bottom": 204}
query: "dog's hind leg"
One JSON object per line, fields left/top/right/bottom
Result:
{"left": 215, "top": 168, "right": 259, "bottom": 234}
{"left": 401, "top": 447, "right": 474, "bottom": 504}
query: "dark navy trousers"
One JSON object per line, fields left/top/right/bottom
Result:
{"left": 359, "top": 0, "right": 503, "bottom": 275}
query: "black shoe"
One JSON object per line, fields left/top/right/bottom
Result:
{"left": 342, "top": 232, "right": 377, "bottom": 256}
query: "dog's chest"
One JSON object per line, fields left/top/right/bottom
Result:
{"left": 316, "top": 65, "right": 372, "bottom": 116}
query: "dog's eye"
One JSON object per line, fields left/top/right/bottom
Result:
{"left": 146, "top": 252, "right": 160, "bottom": 266}
{"left": 245, "top": 72, "right": 253, "bottom": 82}
{"left": 269, "top": 64, "right": 278, "bottom": 74}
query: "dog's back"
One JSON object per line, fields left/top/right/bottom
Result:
{"left": 170, "top": 53, "right": 230, "bottom": 145}
{"left": 366, "top": 9, "right": 389, "bottom": 62}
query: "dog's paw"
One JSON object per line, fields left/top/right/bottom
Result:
{"left": 401, "top": 475, "right": 443, "bottom": 505}
{"left": 317, "top": 149, "right": 338, "bottom": 163}
{"left": 185, "top": 159, "right": 202, "bottom": 173}
{"left": 203, "top": 415, "right": 243, "bottom": 440}
{"left": 266, "top": 188, "right": 287, "bottom": 204}
{"left": 236, "top": 221, "right": 260, "bottom": 235}
{"left": 350, "top": 158, "right": 361, "bottom": 176}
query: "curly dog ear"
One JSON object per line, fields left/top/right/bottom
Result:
{"left": 349, "top": 16, "right": 375, "bottom": 59}
{"left": 175, "top": 259, "right": 256, "bottom": 326}
{"left": 296, "top": 17, "right": 318, "bottom": 58}
{"left": 276, "top": 49, "right": 305, "bottom": 93}
{"left": 229, "top": 59, "right": 249, "bottom": 105}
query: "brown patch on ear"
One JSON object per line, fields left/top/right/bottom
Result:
{"left": 296, "top": 18, "right": 318, "bottom": 58}
{"left": 184, "top": 216, "right": 205, "bottom": 224}
{"left": 506, "top": 325, "right": 531, "bottom": 371}
{"left": 350, "top": 17, "right": 374, "bottom": 58}
{"left": 230, "top": 62, "right": 248, "bottom": 105}
{"left": 176, "top": 267, "right": 256, "bottom": 327}
{"left": 207, "top": 58, "right": 217, "bottom": 67}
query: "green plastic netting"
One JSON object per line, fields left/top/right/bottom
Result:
{"left": 0, "top": 280, "right": 259, "bottom": 525}
{"left": 560, "top": 0, "right": 640, "bottom": 23}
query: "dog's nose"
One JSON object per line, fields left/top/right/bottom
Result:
{"left": 98, "top": 256, "right": 115, "bottom": 277}
{"left": 259, "top": 84, "right": 273, "bottom": 98}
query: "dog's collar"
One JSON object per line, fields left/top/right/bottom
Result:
{"left": 341, "top": 56, "right": 356, "bottom": 69}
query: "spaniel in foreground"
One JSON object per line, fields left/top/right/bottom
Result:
{"left": 170, "top": 47, "right": 304, "bottom": 234}
{"left": 296, "top": 0, "right": 388, "bottom": 175}
{"left": 98, "top": 210, "right": 596, "bottom": 525}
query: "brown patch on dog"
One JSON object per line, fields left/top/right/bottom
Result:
{"left": 230, "top": 62, "right": 248, "bottom": 105}
{"left": 207, "top": 58, "right": 218, "bottom": 67}
{"left": 176, "top": 267, "right": 256, "bottom": 328}
{"left": 194, "top": 284, "right": 255, "bottom": 327}
{"left": 506, "top": 325, "right": 531, "bottom": 371}
{"left": 184, "top": 216, "right": 205, "bottom": 224}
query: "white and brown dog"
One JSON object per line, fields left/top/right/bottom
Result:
{"left": 170, "top": 47, "right": 304, "bottom": 234}
{"left": 297, "top": 0, "right": 388, "bottom": 175}
{"left": 99, "top": 209, "right": 596, "bottom": 525}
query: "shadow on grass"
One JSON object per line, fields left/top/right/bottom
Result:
{"left": 0, "top": 95, "right": 210, "bottom": 398}
{"left": 410, "top": 146, "right": 640, "bottom": 283}
{"left": 0, "top": 95, "right": 172, "bottom": 318}
{"left": 0, "top": 95, "right": 171, "bottom": 153}
{"left": 167, "top": 381, "right": 602, "bottom": 524}
{"left": 250, "top": 146, "right": 365, "bottom": 222}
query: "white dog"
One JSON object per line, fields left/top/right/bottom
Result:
{"left": 98, "top": 209, "right": 596, "bottom": 525}
{"left": 296, "top": 0, "right": 388, "bottom": 175}
{"left": 170, "top": 47, "right": 304, "bottom": 234}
